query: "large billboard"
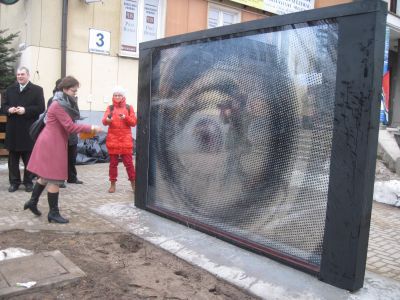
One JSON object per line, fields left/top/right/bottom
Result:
{"left": 136, "top": 1, "right": 387, "bottom": 291}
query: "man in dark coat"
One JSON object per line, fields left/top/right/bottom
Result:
{"left": 2, "top": 67, "right": 45, "bottom": 192}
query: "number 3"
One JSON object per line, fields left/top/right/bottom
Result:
{"left": 96, "top": 33, "right": 104, "bottom": 47}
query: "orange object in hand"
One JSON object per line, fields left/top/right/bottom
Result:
{"left": 79, "top": 131, "right": 96, "bottom": 140}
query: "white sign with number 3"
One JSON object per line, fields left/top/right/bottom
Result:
{"left": 89, "top": 28, "right": 111, "bottom": 55}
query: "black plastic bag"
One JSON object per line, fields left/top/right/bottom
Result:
{"left": 76, "top": 132, "right": 109, "bottom": 165}
{"left": 76, "top": 131, "right": 136, "bottom": 165}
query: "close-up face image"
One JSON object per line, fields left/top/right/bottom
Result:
{"left": 147, "top": 20, "right": 339, "bottom": 266}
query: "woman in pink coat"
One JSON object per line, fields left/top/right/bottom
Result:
{"left": 24, "top": 76, "right": 101, "bottom": 223}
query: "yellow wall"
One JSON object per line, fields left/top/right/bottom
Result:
{"left": 165, "top": 0, "right": 265, "bottom": 37}
{"left": 18, "top": 46, "right": 61, "bottom": 102}
{"left": 67, "top": 0, "right": 121, "bottom": 55}
{"left": 165, "top": 0, "right": 190, "bottom": 36}
{"left": 0, "top": 0, "right": 62, "bottom": 51}
{"left": 0, "top": 0, "right": 137, "bottom": 112}
{"left": 65, "top": 0, "right": 138, "bottom": 111}
{"left": 315, "top": 0, "right": 351, "bottom": 9}
{"left": 188, "top": 0, "right": 208, "bottom": 32}
{"left": 0, "top": 0, "right": 62, "bottom": 99}
{"left": 30, "top": 0, "right": 62, "bottom": 49}
{"left": 241, "top": 10, "right": 265, "bottom": 22}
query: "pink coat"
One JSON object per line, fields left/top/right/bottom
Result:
{"left": 28, "top": 101, "right": 91, "bottom": 180}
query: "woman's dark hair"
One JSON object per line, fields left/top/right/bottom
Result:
{"left": 58, "top": 76, "right": 79, "bottom": 90}
{"left": 53, "top": 78, "right": 62, "bottom": 94}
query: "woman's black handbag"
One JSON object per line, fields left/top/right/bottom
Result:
{"left": 29, "top": 111, "right": 46, "bottom": 141}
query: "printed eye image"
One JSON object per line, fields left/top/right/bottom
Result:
{"left": 148, "top": 20, "right": 338, "bottom": 266}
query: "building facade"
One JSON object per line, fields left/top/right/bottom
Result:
{"left": 0, "top": 0, "right": 399, "bottom": 125}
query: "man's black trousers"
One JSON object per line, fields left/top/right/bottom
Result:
{"left": 68, "top": 144, "right": 78, "bottom": 182}
{"left": 8, "top": 150, "right": 34, "bottom": 186}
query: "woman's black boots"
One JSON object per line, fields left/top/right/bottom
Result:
{"left": 47, "top": 192, "right": 69, "bottom": 224}
{"left": 23, "top": 182, "right": 46, "bottom": 216}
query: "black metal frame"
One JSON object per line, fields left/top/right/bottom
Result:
{"left": 136, "top": 0, "right": 387, "bottom": 291}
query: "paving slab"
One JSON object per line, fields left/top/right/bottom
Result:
{"left": 0, "top": 250, "right": 85, "bottom": 298}
{"left": 1, "top": 161, "right": 400, "bottom": 296}
{"left": 0, "top": 162, "right": 132, "bottom": 234}
{"left": 93, "top": 203, "right": 400, "bottom": 300}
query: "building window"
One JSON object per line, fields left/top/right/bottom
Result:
{"left": 390, "top": 0, "right": 395, "bottom": 13}
{"left": 208, "top": 4, "right": 240, "bottom": 29}
{"left": 119, "top": 0, "right": 165, "bottom": 58}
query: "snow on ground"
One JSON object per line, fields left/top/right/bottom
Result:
{"left": 374, "top": 180, "right": 400, "bottom": 207}
{"left": 0, "top": 248, "right": 33, "bottom": 261}
{"left": 0, "top": 161, "right": 24, "bottom": 171}
{"left": 0, "top": 161, "right": 7, "bottom": 171}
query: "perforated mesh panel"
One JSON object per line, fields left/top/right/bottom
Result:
{"left": 147, "top": 20, "right": 338, "bottom": 266}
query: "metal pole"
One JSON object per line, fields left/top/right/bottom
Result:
{"left": 61, "top": 0, "right": 68, "bottom": 78}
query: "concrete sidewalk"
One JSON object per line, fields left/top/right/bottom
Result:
{"left": 0, "top": 161, "right": 132, "bottom": 233}
{"left": 1, "top": 160, "right": 400, "bottom": 298}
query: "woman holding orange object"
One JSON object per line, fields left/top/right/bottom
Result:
{"left": 25, "top": 76, "right": 102, "bottom": 223}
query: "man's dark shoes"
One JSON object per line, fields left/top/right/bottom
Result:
{"left": 59, "top": 182, "right": 67, "bottom": 188}
{"left": 67, "top": 179, "right": 83, "bottom": 184}
{"left": 8, "top": 184, "right": 19, "bottom": 192}
{"left": 25, "top": 184, "right": 34, "bottom": 192}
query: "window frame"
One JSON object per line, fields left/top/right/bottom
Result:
{"left": 207, "top": 3, "right": 241, "bottom": 29}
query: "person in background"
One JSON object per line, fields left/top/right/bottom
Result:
{"left": 2, "top": 66, "right": 45, "bottom": 193}
{"left": 102, "top": 86, "right": 137, "bottom": 193}
{"left": 24, "top": 76, "right": 102, "bottom": 223}
{"left": 48, "top": 79, "right": 83, "bottom": 188}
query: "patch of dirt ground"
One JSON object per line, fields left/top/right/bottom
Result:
{"left": 1, "top": 230, "right": 258, "bottom": 300}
